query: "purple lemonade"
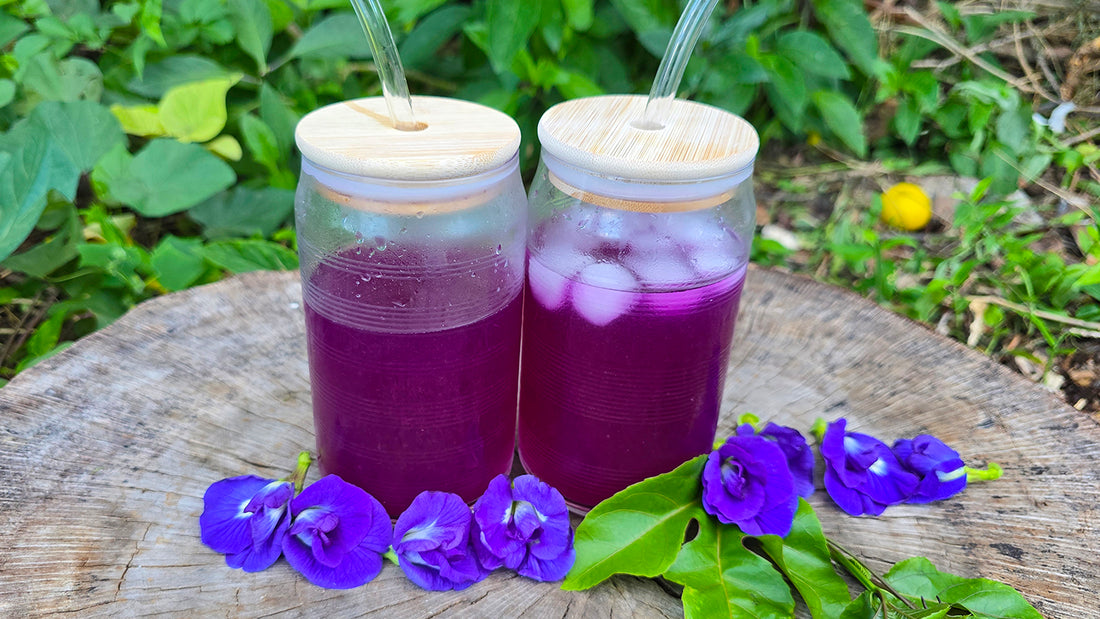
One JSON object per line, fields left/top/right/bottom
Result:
{"left": 303, "top": 244, "right": 522, "bottom": 515}
{"left": 518, "top": 211, "right": 750, "bottom": 509}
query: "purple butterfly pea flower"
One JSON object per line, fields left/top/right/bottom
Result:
{"left": 471, "top": 474, "right": 575, "bottom": 582}
{"left": 893, "top": 435, "right": 967, "bottom": 503}
{"left": 393, "top": 491, "right": 488, "bottom": 591}
{"left": 200, "top": 475, "right": 293, "bottom": 572}
{"left": 821, "top": 418, "right": 919, "bottom": 516}
{"left": 702, "top": 433, "right": 799, "bottom": 537}
{"left": 737, "top": 422, "right": 815, "bottom": 498}
{"left": 282, "top": 474, "right": 392, "bottom": 589}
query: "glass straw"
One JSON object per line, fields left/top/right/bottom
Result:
{"left": 637, "top": 0, "right": 722, "bottom": 130}
{"left": 349, "top": 0, "right": 421, "bottom": 131}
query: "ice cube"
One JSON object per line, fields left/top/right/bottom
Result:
{"left": 663, "top": 212, "right": 731, "bottom": 248}
{"left": 625, "top": 251, "right": 696, "bottom": 290}
{"left": 690, "top": 244, "right": 744, "bottom": 279}
{"left": 572, "top": 262, "right": 638, "bottom": 326}
{"left": 527, "top": 257, "right": 571, "bottom": 310}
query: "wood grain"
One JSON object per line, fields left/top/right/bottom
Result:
{"left": 295, "top": 96, "right": 521, "bottom": 181}
{"left": 1, "top": 267, "right": 1096, "bottom": 618}
{"left": 537, "top": 95, "right": 758, "bottom": 182}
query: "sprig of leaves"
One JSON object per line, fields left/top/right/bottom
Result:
{"left": 563, "top": 455, "right": 1039, "bottom": 619}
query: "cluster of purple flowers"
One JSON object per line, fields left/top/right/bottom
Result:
{"left": 200, "top": 470, "right": 574, "bottom": 590}
{"left": 699, "top": 417, "right": 970, "bottom": 536}
{"left": 821, "top": 418, "right": 968, "bottom": 516}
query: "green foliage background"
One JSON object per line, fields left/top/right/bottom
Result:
{"left": 0, "top": 0, "right": 1097, "bottom": 383}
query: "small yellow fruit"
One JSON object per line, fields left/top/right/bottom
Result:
{"left": 881, "top": 182, "right": 932, "bottom": 231}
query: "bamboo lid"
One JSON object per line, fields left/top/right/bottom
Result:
{"left": 295, "top": 96, "right": 521, "bottom": 181}
{"left": 538, "top": 95, "right": 758, "bottom": 182}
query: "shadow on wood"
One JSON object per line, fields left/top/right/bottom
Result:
{"left": 1, "top": 267, "right": 1096, "bottom": 617}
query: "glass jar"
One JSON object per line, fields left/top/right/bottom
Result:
{"left": 294, "top": 96, "right": 526, "bottom": 515}
{"left": 517, "top": 95, "right": 759, "bottom": 510}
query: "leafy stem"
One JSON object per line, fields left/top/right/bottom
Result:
{"left": 827, "top": 540, "right": 917, "bottom": 610}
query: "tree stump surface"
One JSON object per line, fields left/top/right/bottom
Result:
{"left": 1, "top": 267, "right": 1096, "bottom": 618}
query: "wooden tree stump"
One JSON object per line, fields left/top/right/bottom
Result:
{"left": 1, "top": 267, "right": 1096, "bottom": 617}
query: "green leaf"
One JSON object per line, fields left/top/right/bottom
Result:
{"left": 894, "top": 97, "right": 922, "bottom": 145}
{"left": 240, "top": 114, "right": 280, "bottom": 169}
{"left": 777, "top": 31, "right": 851, "bottom": 80}
{"left": 111, "top": 104, "right": 166, "bottom": 137}
{"left": 609, "top": 0, "right": 678, "bottom": 39}
{"left": 205, "top": 135, "right": 243, "bottom": 161}
{"left": 811, "top": 0, "right": 884, "bottom": 77}
{"left": 22, "top": 55, "right": 104, "bottom": 102}
{"left": 995, "top": 106, "right": 1031, "bottom": 157}
{"left": 158, "top": 75, "right": 240, "bottom": 143}
{"left": 28, "top": 100, "right": 126, "bottom": 171}
{"left": 151, "top": 235, "right": 207, "bottom": 291}
{"left": 140, "top": 0, "right": 166, "bottom": 46}
{"left": 398, "top": 5, "right": 473, "bottom": 70}
{"left": 229, "top": 0, "right": 272, "bottom": 73}
{"left": 757, "top": 501, "right": 851, "bottom": 619}
{"left": 665, "top": 516, "right": 794, "bottom": 619}
{"left": 259, "top": 83, "right": 299, "bottom": 158}
{"left": 2, "top": 200, "right": 80, "bottom": 278}
{"left": 761, "top": 54, "right": 807, "bottom": 132}
{"left": 839, "top": 591, "right": 876, "bottom": 619}
{"left": 0, "top": 79, "right": 15, "bottom": 108}
{"left": 562, "top": 0, "right": 594, "bottom": 31}
{"left": 487, "top": 0, "right": 542, "bottom": 73}
{"left": 127, "top": 55, "right": 230, "bottom": 98}
{"left": 203, "top": 239, "right": 298, "bottom": 273}
{"left": 391, "top": 0, "right": 449, "bottom": 25}
{"left": 23, "top": 307, "right": 67, "bottom": 360}
{"left": 813, "top": 90, "right": 867, "bottom": 157}
{"left": 562, "top": 455, "right": 706, "bottom": 591}
{"left": 0, "top": 11, "right": 29, "bottom": 47}
{"left": 77, "top": 242, "right": 151, "bottom": 294}
{"left": 0, "top": 125, "right": 80, "bottom": 262}
{"left": 884, "top": 557, "right": 1042, "bottom": 618}
{"left": 94, "top": 138, "right": 236, "bottom": 217}
{"left": 288, "top": 13, "right": 371, "bottom": 60}
{"left": 188, "top": 186, "right": 295, "bottom": 239}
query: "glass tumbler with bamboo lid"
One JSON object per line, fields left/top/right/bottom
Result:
{"left": 517, "top": 94, "right": 760, "bottom": 511}
{"left": 294, "top": 96, "right": 526, "bottom": 516}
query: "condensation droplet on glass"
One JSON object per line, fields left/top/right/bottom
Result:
{"left": 415, "top": 211, "right": 425, "bottom": 219}
{"left": 373, "top": 236, "right": 387, "bottom": 252}
{"left": 495, "top": 244, "right": 502, "bottom": 254}
{"left": 354, "top": 246, "right": 363, "bottom": 255}
{"left": 288, "top": 302, "right": 300, "bottom": 310}
{"left": 354, "top": 293, "right": 361, "bottom": 298}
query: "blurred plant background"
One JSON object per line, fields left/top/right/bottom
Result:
{"left": 0, "top": 0, "right": 1098, "bottom": 410}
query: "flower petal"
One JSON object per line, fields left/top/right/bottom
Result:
{"left": 288, "top": 475, "right": 374, "bottom": 557}
{"left": 760, "top": 422, "right": 815, "bottom": 498}
{"left": 394, "top": 491, "right": 488, "bottom": 591}
{"left": 283, "top": 476, "right": 392, "bottom": 589}
{"left": 200, "top": 475, "right": 279, "bottom": 555}
{"left": 225, "top": 511, "right": 290, "bottom": 573}
{"left": 824, "top": 467, "right": 885, "bottom": 516}
{"left": 740, "top": 492, "right": 799, "bottom": 537}
{"left": 284, "top": 533, "right": 385, "bottom": 589}
{"left": 517, "top": 531, "right": 575, "bottom": 582}
{"left": 394, "top": 491, "right": 471, "bottom": 553}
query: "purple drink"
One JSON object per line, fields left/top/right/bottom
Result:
{"left": 518, "top": 212, "right": 749, "bottom": 510}
{"left": 303, "top": 244, "right": 522, "bottom": 515}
